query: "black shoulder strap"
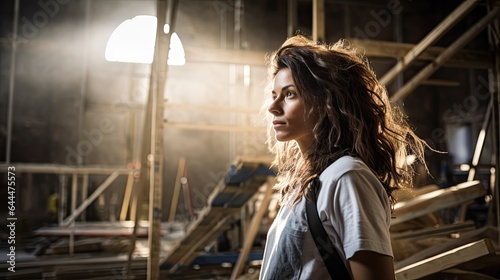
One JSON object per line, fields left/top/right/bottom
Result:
{"left": 305, "top": 178, "right": 352, "bottom": 280}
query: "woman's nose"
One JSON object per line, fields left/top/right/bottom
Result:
{"left": 268, "top": 100, "right": 282, "bottom": 115}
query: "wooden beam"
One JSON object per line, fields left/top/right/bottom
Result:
{"left": 168, "top": 157, "right": 186, "bottom": 222}
{"left": 165, "top": 103, "right": 260, "bottom": 114}
{"left": 1, "top": 37, "right": 491, "bottom": 68}
{"left": 394, "top": 226, "right": 499, "bottom": 270}
{"left": 468, "top": 98, "right": 493, "bottom": 181}
{"left": 391, "top": 7, "right": 500, "bottom": 102}
{"left": 392, "top": 180, "right": 486, "bottom": 225}
{"left": 379, "top": 0, "right": 480, "bottom": 85}
{"left": 81, "top": 174, "right": 89, "bottom": 221}
{"left": 120, "top": 172, "right": 134, "bottom": 221}
{"left": 164, "top": 121, "right": 266, "bottom": 133}
{"left": 347, "top": 38, "right": 492, "bottom": 69}
{"left": 0, "top": 38, "right": 268, "bottom": 66}
{"left": 0, "top": 163, "right": 130, "bottom": 175}
{"left": 86, "top": 102, "right": 260, "bottom": 114}
{"left": 184, "top": 47, "right": 266, "bottom": 66}
{"left": 312, "top": 0, "right": 325, "bottom": 42}
{"left": 421, "top": 79, "right": 461, "bottom": 87}
{"left": 395, "top": 238, "right": 496, "bottom": 280}
{"left": 391, "top": 220, "right": 476, "bottom": 241}
{"left": 146, "top": 1, "right": 173, "bottom": 278}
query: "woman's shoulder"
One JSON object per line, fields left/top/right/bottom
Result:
{"left": 320, "top": 155, "right": 371, "bottom": 179}
{"left": 318, "top": 156, "right": 387, "bottom": 202}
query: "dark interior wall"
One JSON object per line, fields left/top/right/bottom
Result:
{"left": 0, "top": 0, "right": 276, "bottom": 223}
{"left": 0, "top": 0, "right": 495, "bottom": 223}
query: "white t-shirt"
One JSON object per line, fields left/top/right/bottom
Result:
{"left": 259, "top": 156, "right": 393, "bottom": 279}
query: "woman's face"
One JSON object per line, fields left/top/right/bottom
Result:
{"left": 268, "top": 68, "right": 314, "bottom": 152}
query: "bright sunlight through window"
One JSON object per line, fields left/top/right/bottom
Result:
{"left": 105, "top": 15, "right": 185, "bottom": 66}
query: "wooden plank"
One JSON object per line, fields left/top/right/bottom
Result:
{"left": 166, "top": 102, "right": 260, "bottom": 114}
{"left": 391, "top": 220, "right": 476, "bottom": 241}
{"left": 165, "top": 121, "right": 266, "bottom": 133}
{"left": 45, "top": 239, "right": 103, "bottom": 255}
{"left": 396, "top": 184, "right": 440, "bottom": 202}
{"left": 184, "top": 46, "right": 266, "bottom": 66}
{"left": 394, "top": 226, "right": 499, "bottom": 270}
{"left": 392, "top": 180, "right": 486, "bottom": 225}
{"left": 379, "top": 0, "right": 480, "bottom": 85}
{"left": 395, "top": 238, "right": 496, "bottom": 280}
{"left": 120, "top": 172, "right": 134, "bottom": 221}
{"left": 421, "top": 79, "right": 461, "bottom": 87}
{"left": 81, "top": 174, "right": 89, "bottom": 221}
{"left": 0, "top": 163, "right": 129, "bottom": 174}
{"left": 169, "top": 157, "right": 186, "bottom": 222}
{"left": 347, "top": 38, "right": 492, "bottom": 69}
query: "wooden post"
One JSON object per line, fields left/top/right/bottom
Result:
{"left": 81, "top": 174, "right": 88, "bottom": 221}
{"left": 70, "top": 173, "right": 77, "bottom": 256}
{"left": 287, "top": 0, "right": 297, "bottom": 37}
{"left": 169, "top": 157, "right": 186, "bottom": 222}
{"left": 145, "top": 0, "right": 178, "bottom": 278}
{"left": 312, "top": 0, "right": 325, "bottom": 42}
{"left": 59, "top": 174, "right": 66, "bottom": 225}
{"left": 120, "top": 171, "right": 134, "bottom": 221}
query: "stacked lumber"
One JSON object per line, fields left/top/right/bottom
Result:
{"left": 391, "top": 180, "right": 500, "bottom": 279}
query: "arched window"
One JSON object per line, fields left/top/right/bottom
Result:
{"left": 105, "top": 15, "right": 185, "bottom": 66}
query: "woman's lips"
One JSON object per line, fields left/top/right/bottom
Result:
{"left": 273, "top": 121, "right": 285, "bottom": 128}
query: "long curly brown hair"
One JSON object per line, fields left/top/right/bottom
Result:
{"left": 264, "top": 35, "right": 428, "bottom": 206}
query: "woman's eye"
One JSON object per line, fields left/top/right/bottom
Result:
{"left": 285, "top": 91, "right": 295, "bottom": 98}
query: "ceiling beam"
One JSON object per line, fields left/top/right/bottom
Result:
{"left": 379, "top": 0, "right": 480, "bottom": 86}
{"left": 390, "top": 7, "right": 500, "bottom": 102}
{"left": 420, "top": 79, "right": 461, "bottom": 87}
{"left": 184, "top": 46, "right": 267, "bottom": 66}
{"left": 0, "top": 38, "right": 491, "bottom": 69}
{"left": 347, "top": 38, "right": 492, "bottom": 69}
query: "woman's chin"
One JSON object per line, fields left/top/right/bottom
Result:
{"left": 275, "top": 135, "right": 291, "bottom": 142}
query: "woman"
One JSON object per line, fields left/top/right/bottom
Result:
{"left": 259, "top": 35, "right": 427, "bottom": 280}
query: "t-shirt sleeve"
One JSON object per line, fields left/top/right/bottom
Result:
{"left": 318, "top": 166, "right": 393, "bottom": 260}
